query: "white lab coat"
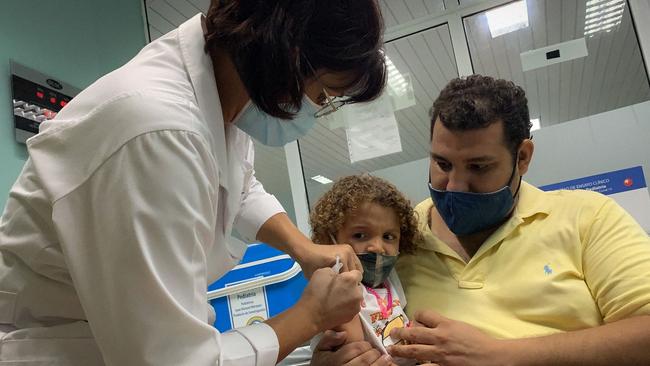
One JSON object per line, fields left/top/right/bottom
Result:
{"left": 0, "top": 14, "right": 285, "bottom": 365}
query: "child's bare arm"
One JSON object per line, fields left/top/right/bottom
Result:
{"left": 332, "top": 314, "right": 364, "bottom": 343}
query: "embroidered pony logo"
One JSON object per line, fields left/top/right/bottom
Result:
{"left": 544, "top": 264, "right": 553, "bottom": 275}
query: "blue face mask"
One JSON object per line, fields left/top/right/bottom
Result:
{"left": 233, "top": 96, "right": 319, "bottom": 147}
{"left": 357, "top": 253, "right": 398, "bottom": 288}
{"left": 428, "top": 160, "right": 522, "bottom": 236}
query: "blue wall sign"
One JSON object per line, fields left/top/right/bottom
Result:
{"left": 539, "top": 166, "right": 647, "bottom": 195}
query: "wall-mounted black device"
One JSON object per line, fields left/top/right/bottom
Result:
{"left": 10, "top": 61, "right": 80, "bottom": 143}
{"left": 546, "top": 49, "right": 561, "bottom": 60}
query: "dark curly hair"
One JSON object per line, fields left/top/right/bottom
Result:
{"left": 310, "top": 174, "right": 419, "bottom": 255}
{"left": 431, "top": 74, "right": 531, "bottom": 158}
{"left": 205, "top": 0, "right": 386, "bottom": 119}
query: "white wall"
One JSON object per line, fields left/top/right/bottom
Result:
{"left": 372, "top": 158, "right": 430, "bottom": 204}
{"left": 526, "top": 101, "right": 650, "bottom": 187}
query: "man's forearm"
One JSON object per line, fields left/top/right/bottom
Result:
{"left": 504, "top": 315, "right": 650, "bottom": 366}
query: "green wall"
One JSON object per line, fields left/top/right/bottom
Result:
{"left": 0, "top": 0, "right": 147, "bottom": 209}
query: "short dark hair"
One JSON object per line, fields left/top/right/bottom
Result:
{"left": 431, "top": 75, "right": 531, "bottom": 156}
{"left": 310, "top": 174, "right": 419, "bottom": 255}
{"left": 205, "top": 0, "right": 386, "bottom": 119}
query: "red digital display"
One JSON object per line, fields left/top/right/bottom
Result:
{"left": 36, "top": 91, "right": 44, "bottom": 99}
{"left": 50, "top": 97, "right": 56, "bottom": 104}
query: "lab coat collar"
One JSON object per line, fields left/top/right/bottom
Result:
{"left": 178, "top": 14, "right": 230, "bottom": 190}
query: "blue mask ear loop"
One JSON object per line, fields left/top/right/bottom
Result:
{"left": 509, "top": 138, "right": 533, "bottom": 199}
{"left": 509, "top": 152, "right": 523, "bottom": 200}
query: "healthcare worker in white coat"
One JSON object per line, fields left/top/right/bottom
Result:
{"left": 0, "top": 0, "right": 388, "bottom": 364}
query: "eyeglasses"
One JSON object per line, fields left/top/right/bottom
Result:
{"left": 314, "top": 90, "right": 351, "bottom": 118}
{"left": 303, "top": 56, "right": 352, "bottom": 118}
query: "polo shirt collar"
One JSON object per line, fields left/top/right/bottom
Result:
{"left": 414, "top": 180, "right": 551, "bottom": 256}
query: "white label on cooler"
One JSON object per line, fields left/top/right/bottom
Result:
{"left": 228, "top": 287, "right": 270, "bottom": 329}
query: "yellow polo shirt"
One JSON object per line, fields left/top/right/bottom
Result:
{"left": 396, "top": 181, "right": 650, "bottom": 339}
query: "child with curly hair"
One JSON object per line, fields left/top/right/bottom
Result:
{"left": 309, "top": 174, "right": 419, "bottom": 365}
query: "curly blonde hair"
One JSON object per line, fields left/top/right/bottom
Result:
{"left": 310, "top": 174, "right": 419, "bottom": 254}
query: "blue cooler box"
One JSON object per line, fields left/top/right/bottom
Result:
{"left": 207, "top": 243, "right": 307, "bottom": 332}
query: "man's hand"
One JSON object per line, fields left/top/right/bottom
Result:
{"left": 388, "top": 310, "right": 505, "bottom": 366}
{"left": 310, "top": 330, "right": 394, "bottom": 366}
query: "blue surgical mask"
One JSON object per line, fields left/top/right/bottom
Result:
{"left": 233, "top": 96, "right": 319, "bottom": 146}
{"left": 357, "top": 253, "right": 398, "bottom": 288}
{"left": 428, "top": 160, "right": 522, "bottom": 236}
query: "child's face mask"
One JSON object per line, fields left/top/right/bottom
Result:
{"left": 357, "top": 252, "right": 398, "bottom": 288}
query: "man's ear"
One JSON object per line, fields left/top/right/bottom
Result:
{"left": 517, "top": 139, "right": 534, "bottom": 175}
